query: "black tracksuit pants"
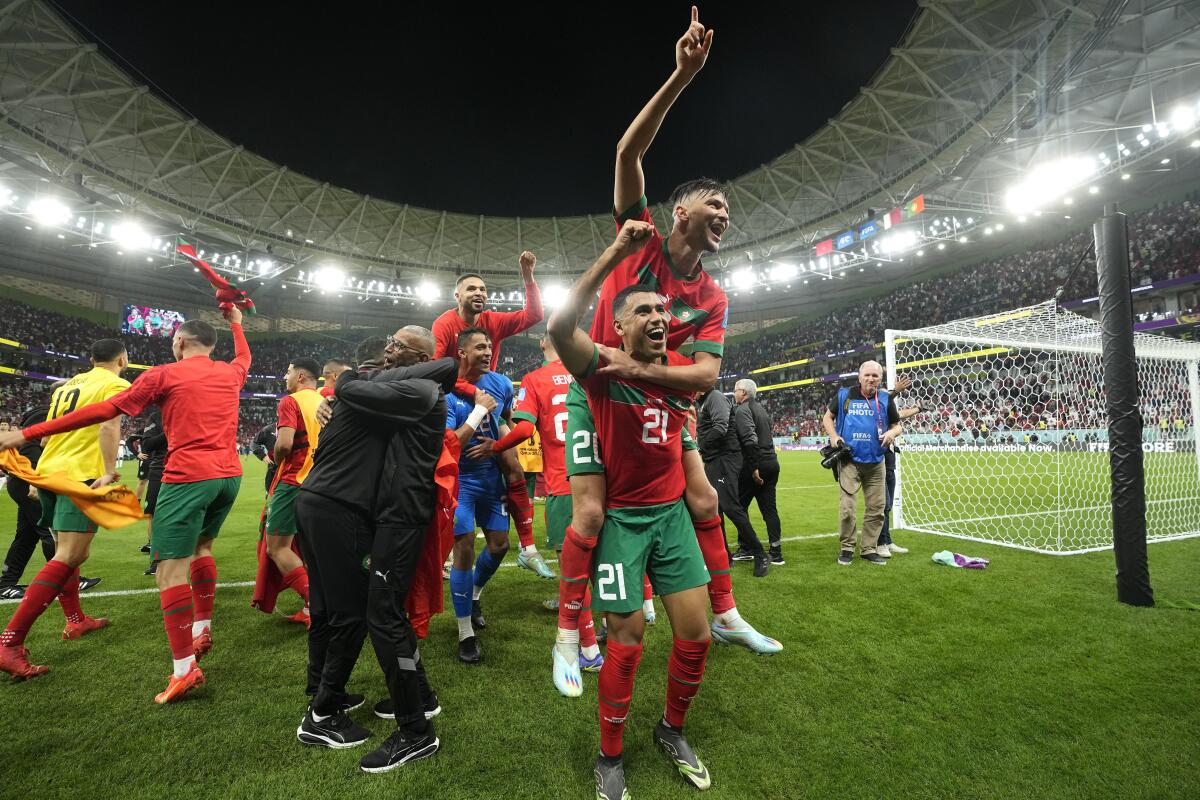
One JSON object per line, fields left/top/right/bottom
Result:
{"left": 740, "top": 460, "right": 783, "bottom": 553}
{"left": 704, "top": 453, "right": 764, "bottom": 555}
{"left": 295, "top": 492, "right": 374, "bottom": 716}
{"left": 368, "top": 523, "right": 436, "bottom": 737}
{"left": 1, "top": 478, "right": 55, "bottom": 587}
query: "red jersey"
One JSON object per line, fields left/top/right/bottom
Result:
{"left": 577, "top": 346, "right": 693, "bottom": 507}
{"left": 432, "top": 283, "right": 543, "bottom": 371}
{"left": 589, "top": 196, "right": 728, "bottom": 357}
{"left": 511, "top": 360, "right": 573, "bottom": 496}
{"left": 319, "top": 385, "right": 335, "bottom": 399}
{"left": 275, "top": 389, "right": 317, "bottom": 486}
{"left": 110, "top": 324, "right": 250, "bottom": 484}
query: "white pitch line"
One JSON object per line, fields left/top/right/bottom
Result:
{"left": 0, "top": 533, "right": 842, "bottom": 605}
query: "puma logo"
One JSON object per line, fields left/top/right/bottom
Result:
{"left": 374, "top": 570, "right": 390, "bottom": 583}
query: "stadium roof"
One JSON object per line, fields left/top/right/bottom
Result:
{"left": 0, "top": 0, "right": 1199, "bottom": 327}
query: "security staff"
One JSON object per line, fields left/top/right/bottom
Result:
{"left": 734, "top": 379, "right": 785, "bottom": 565}
{"left": 697, "top": 387, "right": 767, "bottom": 577}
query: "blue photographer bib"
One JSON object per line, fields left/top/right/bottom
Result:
{"left": 835, "top": 387, "right": 890, "bottom": 464}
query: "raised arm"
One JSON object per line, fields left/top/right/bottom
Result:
{"left": 614, "top": 6, "right": 714, "bottom": 212}
{"left": 548, "top": 219, "right": 657, "bottom": 378}
{"left": 223, "top": 305, "right": 251, "bottom": 376}
{"left": 488, "top": 251, "right": 543, "bottom": 339}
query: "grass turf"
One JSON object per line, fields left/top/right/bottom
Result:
{"left": 1, "top": 452, "right": 1197, "bottom": 799}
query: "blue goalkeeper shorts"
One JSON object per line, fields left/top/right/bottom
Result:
{"left": 454, "top": 469, "right": 509, "bottom": 535}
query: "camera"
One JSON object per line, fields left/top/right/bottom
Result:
{"left": 819, "top": 442, "right": 852, "bottom": 470}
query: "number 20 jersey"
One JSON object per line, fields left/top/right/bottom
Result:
{"left": 511, "top": 360, "right": 573, "bottom": 497}
{"left": 577, "top": 346, "right": 693, "bottom": 508}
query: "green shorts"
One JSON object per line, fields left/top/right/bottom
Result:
{"left": 564, "top": 381, "right": 697, "bottom": 480}
{"left": 565, "top": 380, "right": 604, "bottom": 478}
{"left": 151, "top": 477, "right": 242, "bottom": 561}
{"left": 38, "top": 485, "right": 98, "bottom": 534}
{"left": 265, "top": 482, "right": 301, "bottom": 536}
{"left": 591, "top": 499, "right": 709, "bottom": 614}
{"left": 544, "top": 493, "right": 572, "bottom": 550}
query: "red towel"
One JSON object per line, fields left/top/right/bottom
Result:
{"left": 407, "top": 430, "right": 460, "bottom": 639}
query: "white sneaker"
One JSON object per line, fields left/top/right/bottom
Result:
{"left": 877, "top": 544, "right": 892, "bottom": 558}
{"left": 889, "top": 543, "right": 909, "bottom": 554}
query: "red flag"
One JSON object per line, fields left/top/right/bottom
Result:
{"left": 814, "top": 239, "right": 833, "bottom": 257}
{"left": 176, "top": 239, "right": 257, "bottom": 314}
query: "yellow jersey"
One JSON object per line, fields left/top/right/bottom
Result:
{"left": 38, "top": 367, "right": 131, "bottom": 481}
{"left": 516, "top": 428, "right": 543, "bottom": 473}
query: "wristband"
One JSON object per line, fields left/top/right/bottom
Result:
{"left": 466, "top": 404, "right": 489, "bottom": 430}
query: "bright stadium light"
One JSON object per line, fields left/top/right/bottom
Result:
{"left": 111, "top": 222, "right": 151, "bottom": 251}
{"left": 1005, "top": 157, "right": 1097, "bottom": 211}
{"left": 769, "top": 263, "right": 797, "bottom": 282}
{"left": 541, "top": 283, "right": 568, "bottom": 310}
{"left": 1170, "top": 105, "right": 1195, "bottom": 132}
{"left": 732, "top": 268, "right": 754, "bottom": 289}
{"left": 29, "top": 197, "right": 71, "bottom": 226}
{"left": 312, "top": 266, "right": 344, "bottom": 290}
{"left": 416, "top": 282, "right": 441, "bottom": 302}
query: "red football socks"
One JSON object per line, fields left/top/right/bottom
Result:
{"left": 558, "top": 526, "right": 597, "bottom": 632}
{"left": 190, "top": 555, "right": 217, "bottom": 628}
{"left": 506, "top": 478, "right": 535, "bottom": 549}
{"left": 57, "top": 568, "right": 84, "bottom": 625}
{"left": 579, "top": 586, "right": 597, "bottom": 649}
{"left": 281, "top": 565, "right": 309, "bottom": 604}
{"left": 642, "top": 574, "right": 653, "bottom": 601}
{"left": 664, "top": 637, "right": 711, "bottom": 728}
{"left": 598, "top": 639, "right": 643, "bottom": 757}
{"left": 0, "top": 559, "right": 73, "bottom": 647}
{"left": 694, "top": 516, "right": 735, "bottom": 614}
{"left": 160, "top": 584, "right": 194, "bottom": 661}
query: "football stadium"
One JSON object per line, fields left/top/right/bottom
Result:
{"left": 0, "top": 2, "right": 1198, "bottom": 798}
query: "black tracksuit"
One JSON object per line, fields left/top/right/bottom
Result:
{"left": 1, "top": 405, "right": 54, "bottom": 588}
{"left": 139, "top": 413, "right": 167, "bottom": 515}
{"left": 697, "top": 389, "right": 764, "bottom": 556}
{"left": 251, "top": 423, "right": 277, "bottom": 493}
{"left": 737, "top": 397, "right": 783, "bottom": 554}
{"left": 297, "top": 358, "right": 456, "bottom": 734}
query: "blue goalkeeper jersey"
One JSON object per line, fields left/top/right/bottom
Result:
{"left": 446, "top": 370, "right": 514, "bottom": 479}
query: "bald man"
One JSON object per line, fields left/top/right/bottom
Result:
{"left": 821, "top": 361, "right": 901, "bottom": 566}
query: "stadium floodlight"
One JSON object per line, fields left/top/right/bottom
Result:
{"left": 732, "top": 268, "right": 754, "bottom": 289}
{"left": 29, "top": 197, "right": 71, "bottom": 226}
{"left": 1170, "top": 105, "right": 1194, "bottom": 131}
{"left": 1005, "top": 157, "right": 1096, "bottom": 212}
{"left": 312, "top": 266, "right": 344, "bottom": 290}
{"left": 1121, "top": 173, "right": 1131, "bottom": 180}
{"left": 1161, "top": 158, "right": 1171, "bottom": 165}
{"left": 112, "top": 222, "right": 151, "bottom": 251}
{"left": 769, "top": 263, "right": 797, "bottom": 282}
{"left": 541, "top": 284, "right": 568, "bottom": 310}
{"left": 1193, "top": 139, "right": 1200, "bottom": 148}
{"left": 1141, "top": 123, "right": 1152, "bottom": 132}
{"left": 416, "top": 282, "right": 440, "bottom": 302}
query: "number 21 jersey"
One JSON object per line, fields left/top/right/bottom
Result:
{"left": 577, "top": 346, "right": 693, "bottom": 508}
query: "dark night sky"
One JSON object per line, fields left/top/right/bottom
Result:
{"left": 52, "top": 2, "right": 916, "bottom": 217}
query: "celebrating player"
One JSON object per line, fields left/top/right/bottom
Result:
{"left": 432, "top": 252, "right": 553, "bottom": 581}
{"left": 550, "top": 220, "right": 716, "bottom": 798}
{"left": 260, "top": 357, "right": 325, "bottom": 626}
{"left": 492, "top": 335, "right": 604, "bottom": 696}
{"left": 0, "top": 340, "right": 129, "bottom": 679}
{"left": 444, "top": 328, "right": 515, "bottom": 664}
{"left": 0, "top": 307, "right": 250, "bottom": 702}
{"left": 555, "top": 7, "right": 780, "bottom": 675}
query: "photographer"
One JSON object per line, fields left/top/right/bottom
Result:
{"left": 821, "top": 361, "right": 900, "bottom": 566}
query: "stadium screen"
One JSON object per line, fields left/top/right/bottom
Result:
{"left": 123, "top": 304, "right": 186, "bottom": 338}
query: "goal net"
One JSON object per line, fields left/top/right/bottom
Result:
{"left": 885, "top": 302, "right": 1200, "bottom": 555}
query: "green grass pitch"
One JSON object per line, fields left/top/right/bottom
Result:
{"left": 1, "top": 452, "right": 1197, "bottom": 799}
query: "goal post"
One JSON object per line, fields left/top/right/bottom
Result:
{"left": 885, "top": 301, "right": 1200, "bottom": 555}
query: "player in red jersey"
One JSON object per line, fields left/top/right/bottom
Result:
{"left": 261, "top": 356, "right": 325, "bottom": 627}
{"left": 556, "top": 6, "right": 781, "bottom": 661}
{"left": 550, "top": 219, "right": 716, "bottom": 797}
{"left": 432, "top": 250, "right": 553, "bottom": 581}
{"left": 488, "top": 335, "right": 604, "bottom": 696}
{"left": 0, "top": 306, "right": 250, "bottom": 703}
